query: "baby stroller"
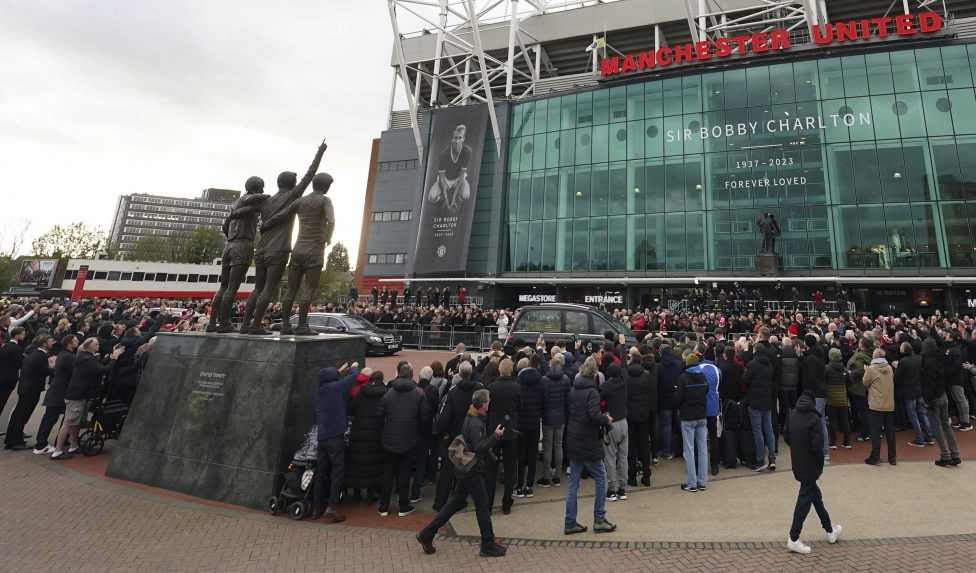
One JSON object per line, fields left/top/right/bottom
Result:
{"left": 269, "top": 427, "right": 318, "bottom": 520}
{"left": 78, "top": 392, "right": 129, "bottom": 457}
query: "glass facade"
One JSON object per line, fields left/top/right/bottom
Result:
{"left": 504, "top": 43, "right": 976, "bottom": 273}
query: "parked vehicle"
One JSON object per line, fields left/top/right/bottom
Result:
{"left": 274, "top": 313, "right": 402, "bottom": 356}
{"left": 508, "top": 303, "right": 638, "bottom": 347}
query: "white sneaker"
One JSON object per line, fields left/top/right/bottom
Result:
{"left": 67, "top": 446, "right": 80, "bottom": 454}
{"left": 787, "top": 538, "right": 812, "bottom": 554}
{"left": 32, "top": 445, "right": 54, "bottom": 455}
{"left": 826, "top": 524, "right": 842, "bottom": 544}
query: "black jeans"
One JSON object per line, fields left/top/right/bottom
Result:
{"left": 706, "top": 416, "right": 721, "bottom": 473}
{"left": 850, "top": 394, "right": 870, "bottom": 438}
{"left": 5, "top": 384, "right": 42, "bottom": 447}
{"left": 313, "top": 436, "right": 345, "bottom": 510}
{"left": 380, "top": 447, "right": 416, "bottom": 512}
{"left": 487, "top": 438, "right": 518, "bottom": 509}
{"left": 517, "top": 424, "right": 540, "bottom": 489}
{"left": 420, "top": 472, "right": 495, "bottom": 546}
{"left": 433, "top": 438, "right": 454, "bottom": 509}
{"left": 827, "top": 405, "right": 851, "bottom": 447}
{"left": 779, "top": 389, "right": 797, "bottom": 442}
{"left": 868, "top": 410, "right": 897, "bottom": 462}
{"left": 0, "top": 378, "right": 16, "bottom": 418}
{"left": 35, "top": 406, "right": 65, "bottom": 450}
{"left": 789, "top": 481, "right": 832, "bottom": 542}
{"left": 627, "top": 419, "right": 651, "bottom": 481}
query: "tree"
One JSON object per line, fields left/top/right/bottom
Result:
{"left": 130, "top": 236, "right": 170, "bottom": 262}
{"left": 318, "top": 243, "right": 352, "bottom": 302}
{"left": 182, "top": 227, "right": 225, "bottom": 264}
{"left": 31, "top": 222, "right": 105, "bottom": 259}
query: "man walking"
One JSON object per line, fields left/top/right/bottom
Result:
{"left": 787, "top": 390, "right": 842, "bottom": 554}
{"left": 564, "top": 357, "right": 616, "bottom": 534}
{"left": 863, "top": 349, "right": 896, "bottom": 466}
{"left": 417, "top": 389, "right": 507, "bottom": 558}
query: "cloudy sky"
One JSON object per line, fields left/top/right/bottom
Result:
{"left": 0, "top": 1, "right": 398, "bottom": 265}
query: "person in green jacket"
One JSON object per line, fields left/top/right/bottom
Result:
{"left": 846, "top": 338, "right": 873, "bottom": 442}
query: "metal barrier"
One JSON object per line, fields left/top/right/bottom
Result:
{"left": 338, "top": 295, "right": 486, "bottom": 307}
{"left": 375, "top": 323, "right": 501, "bottom": 351}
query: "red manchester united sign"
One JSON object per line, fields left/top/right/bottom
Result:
{"left": 600, "top": 12, "right": 944, "bottom": 78}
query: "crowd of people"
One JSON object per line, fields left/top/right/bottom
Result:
{"left": 308, "top": 308, "right": 976, "bottom": 557}
{"left": 4, "top": 295, "right": 976, "bottom": 557}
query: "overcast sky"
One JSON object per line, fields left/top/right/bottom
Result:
{"left": 0, "top": 1, "right": 397, "bottom": 266}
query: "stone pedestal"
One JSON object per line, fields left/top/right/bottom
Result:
{"left": 756, "top": 253, "right": 778, "bottom": 276}
{"left": 106, "top": 332, "right": 365, "bottom": 510}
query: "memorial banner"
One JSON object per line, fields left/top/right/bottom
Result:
{"left": 414, "top": 104, "right": 490, "bottom": 276}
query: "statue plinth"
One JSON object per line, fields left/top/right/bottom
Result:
{"left": 756, "top": 253, "right": 778, "bottom": 276}
{"left": 106, "top": 332, "right": 365, "bottom": 509}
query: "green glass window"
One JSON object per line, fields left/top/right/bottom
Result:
{"left": 876, "top": 142, "right": 909, "bottom": 203}
{"left": 665, "top": 158, "right": 685, "bottom": 212}
{"left": 627, "top": 160, "right": 642, "bottom": 215}
{"left": 932, "top": 137, "right": 963, "bottom": 200}
{"left": 609, "top": 215, "right": 627, "bottom": 270}
{"left": 794, "top": 60, "right": 820, "bottom": 101}
{"left": 628, "top": 214, "right": 644, "bottom": 271}
{"left": 590, "top": 217, "right": 609, "bottom": 271}
{"left": 770, "top": 63, "right": 796, "bottom": 104}
{"left": 534, "top": 99, "right": 548, "bottom": 133}
{"left": 643, "top": 159, "right": 665, "bottom": 213}
{"left": 911, "top": 203, "right": 941, "bottom": 267}
{"left": 508, "top": 137, "right": 521, "bottom": 172}
{"left": 559, "top": 128, "right": 576, "bottom": 166}
{"left": 560, "top": 94, "right": 577, "bottom": 129}
{"left": 591, "top": 124, "right": 609, "bottom": 163}
{"left": 572, "top": 218, "right": 589, "bottom": 271}
{"left": 520, "top": 101, "right": 536, "bottom": 136}
{"left": 662, "top": 78, "right": 682, "bottom": 116}
{"left": 609, "top": 162, "right": 627, "bottom": 215}
{"left": 915, "top": 48, "right": 945, "bottom": 91}
{"left": 610, "top": 86, "right": 628, "bottom": 122}
{"left": 922, "top": 90, "right": 955, "bottom": 136}
{"left": 895, "top": 92, "right": 926, "bottom": 138}
{"left": 593, "top": 89, "right": 610, "bottom": 124}
{"left": 645, "top": 117, "right": 663, "bottom": 157}
{"left": 610, "top": 123, "right": 628, "bottom": 161}
{"left": 818, "top": 58, "right": 844, "bottom": 99}
{"left": 747, "top": 66, "right": 771, "bottom": 107}
{"left": 724, "top": 69, "right": 747, "bottom": 109}
{"left": 943, "top": 202, "right": 976, "bottom": 267}
{"left": 956, "top": 137, "right": 976, "bottom": 201}
{"left": 531, "top": 171, "right": 545, "bottom": 219}
{"left": 828, "top": 143, "right": 855, "bottom": 204}
{"left": 575, "top": 127, "right": 592, "bottom": 165}
{"left": 941, "top": 46, "right": 973, "bottom": 89}
{"left": 871, "top": 95, "right": 901, "bottom": 140}
{"left": 865, "top": 53, "right": 894, "bottom": 95}
{"left": 541, "top": 220, "right": 557, "bottom": 271}
{"left": 547, "top": 97, "right": 561, "bottom": 132}
{"left": 627, "top": 120, "right": 645, "bottom": 159}
{"left": 891, "top": 50, "right": 920, "bottom": 92}
{"left": 546, "top": 131, "right": 560, "bottom": 168}
{"left": 644, "top": 81, "right": 663, "bottom": 118}
{"left": 948, "top": 88, "right": 976, "bottom": 135}
{"left": 556, "top": 219, "right": 572, "bottom": 271}
{"left": 686, "top": 212, "right": 706, "bottom": 270}
{"left": 663, "top": 115, "right": 684, "bottom": 156}
{"left": 846, "top": 97, "right": 875, "bottom": 141}
{"left": 703, "top": 72, "right": 724, "bottom": 111}
{"left": 577, "top": 92, "right": 593, "bottom": 126}
{"left": 626, "top": 84, "right": 644, "bottom": 120}
{"left": 591, "top": 163, "right": 608, "bottom": 216}
{"left": 544, "top": 170, "right": 559, "bottom": 219}
{"left": 841, "top": 55, "right": 869, "bottom": 97}
{"left": 665, "top": 213, "right": 686, "bottom": 271}
{"left": 574, "top": 165, "right": 591, "bottom": 217}
{"left": 532, "top": 133, "right": 546, "bottom": 169}
{"left": 645, "top": 213, "right": 664, "bottom": 270}
{"left": 527, "top": 221, "right": 543, "bottom": 270}
{"left": 683, "top": 75, "right": 703, "bottom": 113}
{"left": 557, "top": 167, "right": 574, "bottom": 218}
{"left": 852, "top": 143, "right": 882, "bottom": 204}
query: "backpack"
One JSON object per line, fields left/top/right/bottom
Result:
{"left": 447, "top": 434, "right": 478, "bottom": 476}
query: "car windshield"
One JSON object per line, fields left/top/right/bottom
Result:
{"left": 340, "top": 316, "right": 376, "bottom": 330}
{"left": 595, "top": 309, "right": 635, "bottom": 337}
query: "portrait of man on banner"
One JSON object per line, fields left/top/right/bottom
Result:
{"left": 427, "top": 124, "right": 472, "bottom": 216}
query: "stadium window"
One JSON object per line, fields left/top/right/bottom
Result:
{"left": 208, "top": 274, "right": 219, "bottom": 283}
{"left": 177, "top": 274, "right": 188, "bottom": 282}
{"left": 372, "top": 212, "right": 383, "bottom": 222}
{"left": 368, "top": 254, "right": 378, "bottom": 264}
{"left": 143, "top": 273, "right": 155, "bottom": 281}
{"left": 120, "top": 272, "right": 132, "bottom": 281}
{"left": 394, "top": 253, "right": 406, "bottom": 264}
{"left": 382, "top": 212, "right": 393, "bottom": 222}
{"left": 132, "top": 272, "right": 144, "bottom": 282}
{"left": 400, "top": 210, "right": 411, "bottom": 221}
{"left": 167, "top": 274, "right": 177, "bottom": 281}
{"left": 93, "top": 271, "right": 107, "bottom": 280}
{"left": 187, "top": 274, "right": 199, "bottom": 283}
{"left": 156, "top": 274, "right": 167, "bottom": 282}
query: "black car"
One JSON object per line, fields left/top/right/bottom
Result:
{"left": 509, "top": 303, "right": 638, "bottom": 348}
{"left": 279, "top": 313, "right": 402, "bottom": 356}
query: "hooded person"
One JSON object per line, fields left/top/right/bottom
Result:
{"left": 539, "top": 356, "right": 571, "bottom": 487}
{"left": 657, "top": 345, "right": 683, "bottom": 459}
{"left": 376, "top": 363, "right": 432, "bottom": 518}
{"left": 515, "top": 357, "right": 544, "bottom": 497}
{"left": 743, "top": 345, "right": 777, "bottom": 472}
{"left": 345, "top": 370, "right": 387, "bottom": 501}
{"left": 824, "top": 348, "right": 851, "bottom": 449}
{"left": 921, "top": 337, "right": 960, "bottom": 466}
{"left": 786, "top": 390, "right": 842, "bottom": 555}
{"left": 313, "top": 362, "right": 360, "bottom": 523}
{"left": 626, "top": 352, "right": 656, "bottom": 486}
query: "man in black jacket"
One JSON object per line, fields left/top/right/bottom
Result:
{"left": 5, "top": 334, "right": 55, "bottom": 450}
{"left": 377, "top": 363, "right": 431, "bottom": 518}
{"left": 601, "top": 363, "right": 628, "bottom": 500}
{"left": 0, "top": 327, "right": 26, "bottom": 419}
{"left": 786, "top": 391, "right": 842, "bottom": 555}
{"left": 564, "top": 357, "right": 616, "bottom": 535}
{"left": 896, "top": 343, "right": 931, "bottom": 447}
{"left": 33, "top": 335, "right": 78, "bottom": 455}
{"left": 539, "top": 357, "right": 570, "bottom": 488}
{"left": 921, "top": 337, "right": 960, "bottom": 467}
{"left": 801, "top": 336, "right": 829, "bottom": 456}
{"left": 487, "top": 358, "right": 520, "bottom": 514}
{"left": 52, "top": 338, "right": 123, "bottom": 460}
{"left": 626, "top": 351, "right": 655, "bottom": 487}
{"left": 515, "top": 358, "right": 543, "bottom": 498}
{"left": 744, "top": 346, "right": 777, "bottom": 472}
{"left": 417, "top": 389, "right": 506, "bottom": 558}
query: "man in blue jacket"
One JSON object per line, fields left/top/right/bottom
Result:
{"left": 313, "top": 361, "right": 359, "bottom": 523}
{"left": 686, "top": 347, "right": 721, "bottom": 476}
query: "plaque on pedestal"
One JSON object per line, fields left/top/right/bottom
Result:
{"left": 106, "top": 332, "right": 365, "bottom": 509}
{"left": 756, "top": 253, "right": 778, "bottom": 275}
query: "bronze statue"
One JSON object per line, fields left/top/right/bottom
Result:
{"left": 207, "top": 177, "right": 267, "bottom": 333}
{"left": 756, "top": 212, "right": 781, "bottom": 254}
{"left": 239, "top": 140, "right": 328, "bottom": 335}
{"left": 264, "top": 172, "right": 335, "bottom": 335}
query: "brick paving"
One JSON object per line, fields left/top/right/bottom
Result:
{"left": 3, "top": 452, "right": 976, "bottom": 572}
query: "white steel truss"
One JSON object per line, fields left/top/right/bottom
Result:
{"left": 683, "top": 0, "right": 828, "bottom": 43}
{"left": 388, "top": 0, "right": 622, "bottom": 158}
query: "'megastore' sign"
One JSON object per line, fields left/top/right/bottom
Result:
{"left": 600, "top": 12, "right": 943, "bottom": 78}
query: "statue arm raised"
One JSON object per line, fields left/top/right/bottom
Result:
{"left": 294, "top": 140, "right": 328, "bottom": 197}
{"left": 323, "top": 199, "right": 335, "bottom": 245}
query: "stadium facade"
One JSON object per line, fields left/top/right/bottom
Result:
{"left": 357, "top": 0, "right": 976, "bottom": 314}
